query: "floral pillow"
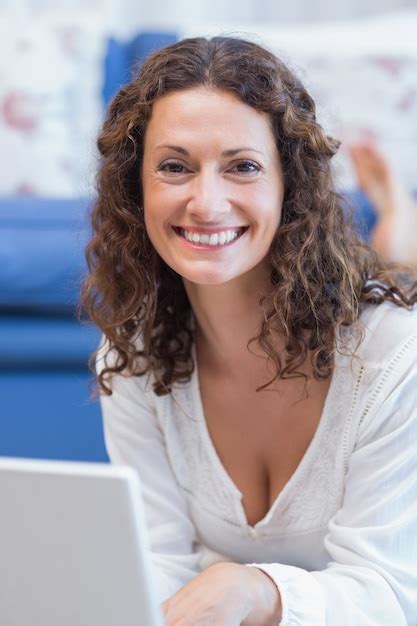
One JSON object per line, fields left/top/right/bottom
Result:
{"left": 0, "top": 14, "right": 107, "bottom": 197}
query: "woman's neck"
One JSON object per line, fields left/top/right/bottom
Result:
{"left": 182, "top": 264, "right": 276, "bottom": 374}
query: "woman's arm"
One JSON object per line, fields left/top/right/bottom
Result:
{"left": 97, "top": 340, "right": 283, "bottom": 625}
{"left": 246, "top": 335, "right": 417, "bottom": 625}
{"left": 96, "top": 340, "right": 203, "bottom": 603}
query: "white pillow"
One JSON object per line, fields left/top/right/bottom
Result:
{"left": 298, "top": 53, "right": 417, "bottom": 190}
{"left": 0, "top": 13, "right": 107, "bottom": 197}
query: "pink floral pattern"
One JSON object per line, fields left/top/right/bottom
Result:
{"left": 0, "top": 14, "right": 106, "bottom": 197}
{"left": 2, "top": 92, "right": 38, "bottom": 133}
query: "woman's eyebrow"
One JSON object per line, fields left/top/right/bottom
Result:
{"left": 153, "top": 144, "right": 264, "bottom": 157}
{"left": 223, "top": 147, "right": 264, "bottom": 157}
{"left": 153, "top": 144, "right": 189, "bottom": 155}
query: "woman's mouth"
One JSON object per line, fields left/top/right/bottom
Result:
{"left": 172, "top": 226, "right": 248, "bottom": 248}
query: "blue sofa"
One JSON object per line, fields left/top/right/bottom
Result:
{"left": 0, "top": 197, "right": 105, "bottom": 461}
{"left": 0, "top": 32, "right": 177, "bottom": 462}
{"left": 0, "top": 30, "right": 377, "bottom": 462}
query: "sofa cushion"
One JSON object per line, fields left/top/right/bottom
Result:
{"left": 0, "top": 315, "right": 100, "bottom": 368}
{"left": 102, "top": 31, "right": 178, "bottom": 105}
{"left": 0, "top": 370, "right": 108, "bottom": 462}
{"left": 0, "top": 197, "right": 91, "bottom": 311}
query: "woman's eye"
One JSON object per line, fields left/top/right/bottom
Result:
{"left": 158, "top": 161, "right": 189, "bottom": 174}
{"left": 230, "top": 160, "right": 261, "bottom": 174}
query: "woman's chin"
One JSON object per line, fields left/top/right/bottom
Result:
{"left": 182, "top": 272, "right": 235, "bottom": 286}
{"left": 178, "top": 265, "right": 239, "bottom": 287}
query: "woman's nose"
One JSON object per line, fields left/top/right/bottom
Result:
{"left": 185, "top": 169, "right": 231, "bottom": 223}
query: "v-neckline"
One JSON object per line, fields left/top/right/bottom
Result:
{"left": 190, "top": 340, "right": 342, "bottom": 531}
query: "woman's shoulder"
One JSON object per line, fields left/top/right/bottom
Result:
{"left": 345, "top": 301, "right": 417, "bottom": 371}
{"left": 95, "top": 333, "right": 156, "bottom": 402}
{"left": 94, "top": 332, "right": 195, "bottom": 404}
{"left": 348, "top": 302, "right": 417, "bottom": 445}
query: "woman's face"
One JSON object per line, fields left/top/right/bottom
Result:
{"left": 141, "top": 87, "right": 284, "bottom": 286}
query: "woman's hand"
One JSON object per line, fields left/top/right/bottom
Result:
{"left": 162, "top": 562, "right": 281, "bottom": 626}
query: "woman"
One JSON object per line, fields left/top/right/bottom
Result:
{"left": 81, "top": 37, "right": 417, "bottom": 625}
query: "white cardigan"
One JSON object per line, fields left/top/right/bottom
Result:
{"left": 97, "top": 301, "right": 417, "bottom": 626}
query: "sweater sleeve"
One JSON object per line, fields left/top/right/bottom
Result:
{"left": 247, "top": 342, "right": 417, "bottom": 626}
{"left": 96, "top": 343, "right": 203, "bottom": 604}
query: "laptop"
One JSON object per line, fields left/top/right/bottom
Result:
{"left": 0, "top": 456, "right": 165, "bottom": 626}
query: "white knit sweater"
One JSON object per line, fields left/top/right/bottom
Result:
{"left": 97, "top": 301, "right": 417, "bottom": 626}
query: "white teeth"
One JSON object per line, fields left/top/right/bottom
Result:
{"left": 179, "top": 227, "right": 244, "bottom": 246}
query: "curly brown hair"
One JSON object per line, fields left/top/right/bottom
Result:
{"left": 80, "top": 35, "right": 416, "bottom": 396}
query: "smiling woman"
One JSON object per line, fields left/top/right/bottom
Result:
{"left": 80, "top": 37, "right": 417, "bottom": 626}
{"left": 142, "top": 87, "right": 284, "bottom": 286}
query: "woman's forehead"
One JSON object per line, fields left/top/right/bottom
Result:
{"left": 145, "top": 87, "right": 275, "bottom": 153}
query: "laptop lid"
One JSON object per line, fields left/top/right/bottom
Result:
{"left": 0, "top": 457, "right": 164, "bottom": 626}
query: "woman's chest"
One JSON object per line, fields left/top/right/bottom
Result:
{"left": 197, "top": 371, "right": 332, "bottom": 527}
